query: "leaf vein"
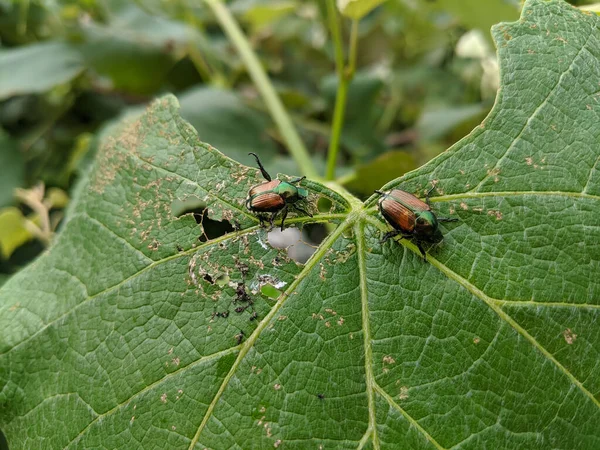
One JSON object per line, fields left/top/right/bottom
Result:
{"left": 373, "top": 384, "right": 445, "bottom": 450}
{"left": 355, "top": 222, "right": 379, "bottom": 450}
{"left": 187, "top": 220, "right": 353, "bottom": 449}
{"left": 65, "top": 346, "right": 240, "bottom": 448}
{"left": 471, "top": 20, "right": 597, "bottom": 192}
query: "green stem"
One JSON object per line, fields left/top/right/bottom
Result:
{"left": 204, "top": 0, "right": 317, "bottom": 179}
{"left": 326, "top": 80, "right": 348, "bottom": 180}
{"left": 325, "top": 16, "right": 359, "bottom": 181}
{"left": 327, "top": 0, "right": 344, "bottom": 74}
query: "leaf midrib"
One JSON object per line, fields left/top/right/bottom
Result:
{"left": 187, "top": 216, "right": 354, "bottom": 448}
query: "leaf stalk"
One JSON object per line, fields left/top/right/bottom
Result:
{"left": 203, "top": 0, "right": 317, "bottom": 179}
{"left": 325, "top": 9, "right": 359, "bottom": 181}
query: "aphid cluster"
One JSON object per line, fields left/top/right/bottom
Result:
{"left": 375, "top": 186, "right": 457, "bottom": 261}
{"left": 246, "top": 153, "right": 312, "bottom": 231}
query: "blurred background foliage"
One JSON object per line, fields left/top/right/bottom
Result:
{"left": 0, "top": 0, "right": 595, "bottom": 280}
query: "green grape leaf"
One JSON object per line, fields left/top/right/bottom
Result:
{"left": 0, "top": 41, "right": 84, "bottom": 100}
{"left": 1, "top": 1, "right": 600, "bottom": 448}
{"left": 337, "top": 0, "right": 387, "bottom": 20}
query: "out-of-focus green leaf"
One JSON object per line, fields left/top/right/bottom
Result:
{"left": 0, "top": 130, "right": 24, "bottom": 207}
{"left": 417, "top": 103, "right": 487, "bottom": 142}
{"left": 46, "top": 188, "right": 69, "bottom": 209}
{"left": 337, "top": 0, "right": 387, "bottom": 20}
{"left": 427, "top": 0, "right": 520, "bottom": 42}
{"left": 0, "top": 207, "right": 33, "bottom": 259}
{"left": 0, "top": 41, "right": 84, "bottom": 100}
{"left": 234, "top": 0, "right": 298, "bottom": 30}
{"left": 178, "top": 86, "right": 279, "bottom": 166}
{"left": 343, "top": 150, "right": 416, "bottom": 195}
{"left": 322, "top": 71, "right": 385, "bottom": 159}
{"left": 78, "top": 2, "right": 196, "bottom": 94}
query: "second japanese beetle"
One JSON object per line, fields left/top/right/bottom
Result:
{"left": 375, "top": 186, "right": 458, "bottom": 261}
{"left": 246, "top": 152, "right": 312, "bottom": 230}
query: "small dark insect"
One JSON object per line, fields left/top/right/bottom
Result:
{"left": 249, "top": 311, "right": 259, "bottom": 321}
{"left": 236, "top": 261, "right": 250, "bottom": 278}
{"left": 235, "top": 305, "right": 249, "bottom": 313}
{"left": 176, "top": 244, "right": 184, "bottom": 252}
{"left": 212, "top": 311, "right": 229, "bottom": 319}
{"left": 246, "top": 152, "right": 313, "bottom": 231}
{"left": 236, "top": 282, "right": 252, "bottom": 303}
{"left": 317, "top": 393, "right": 325, "bottom": 400}
{"left": 235, "top": 330, "right": 245, "bottom": 345}
{"left": 375, "top": 185, "right": 458, "bottom": 261}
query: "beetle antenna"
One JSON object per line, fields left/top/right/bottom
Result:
{"left": 248, "top": 152, "right": 271, "bottom": 181}
{"left": 374, "top": 190, "right": 384, "bottom": 196}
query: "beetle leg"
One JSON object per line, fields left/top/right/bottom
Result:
{"left": 380, "top": 230, "right": 399, "bottom": 243}
{"left": 279, "top": 206, "right": 289, "bottom": 231}
{"left": 293, "top": 205, "right": 313, "bottom": 218}
{"left": 290, "top": 176, "right": 306, "bottom": 184}
{"left": 257, "top": 214, "right": 268, "bottom": 228}
{"left": 248, "top": 152, "right": 272, "bottom": 182}
{"left": 416, "top": 241, "right": 427, "bottom": 261}
{"left": 268, "top": 212, "right": 278, "bottom": 231}
{"left": 425, "top": 185, "right": 436, "bottom": 206}
{"left": 438, "top": 217, "right": 459, "bottom": 223}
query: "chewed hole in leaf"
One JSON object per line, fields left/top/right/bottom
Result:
{"left": 171, "top": 196, "right": 205, "bottom": 218}
{"left": 203, "top": 273, "right": 214, "bottom": 284}
{"left": 260, "top": 283, "right": 282, "bottom": 299}
{"left": 249, "top": 274, "right": 287, "bottom": 297}
{"left": 215, "top": 274, "right": 229, "bottom": 287}
{"left": 171, "top": 196, "right": 235, "bottom": 242}
{"left": 317, "top": 196, "right": 333, "bottom": 213}
{"left": 198, "top": 215, "right": 235, "bottom": 242}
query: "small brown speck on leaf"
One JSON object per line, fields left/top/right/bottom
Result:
{"left": 274, "top": 383, "right": 282, "bottom": 390}
{"left": 383, "top": 355, "right": 396, "bottom": 365}
{"left": 473, "top": 337, "right": 480, "bottom": 344}
{"left": 563, "top": 328, "right": 577, "bottom": 344}
{"left": 398, "top": 386, "right": 409, "bottom": 400}
{"left": 160, "top": 393, "right": 167, "bottom": 403}
{"left": 487, "top": 210, "right": 503, "bottom": 220}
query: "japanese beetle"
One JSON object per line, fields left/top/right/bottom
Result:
{"left": 375, "top": 186, "right": 458, "bottom": 261}
{"left": 246, "top": 152, "right": 312, "bottom": 230}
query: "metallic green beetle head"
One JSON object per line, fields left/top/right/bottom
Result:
{"left": 273, "top": 181, "right": 301, "bottom": 200}
{"left": 415, "top": 210, "right": 443, "bottom": 243}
